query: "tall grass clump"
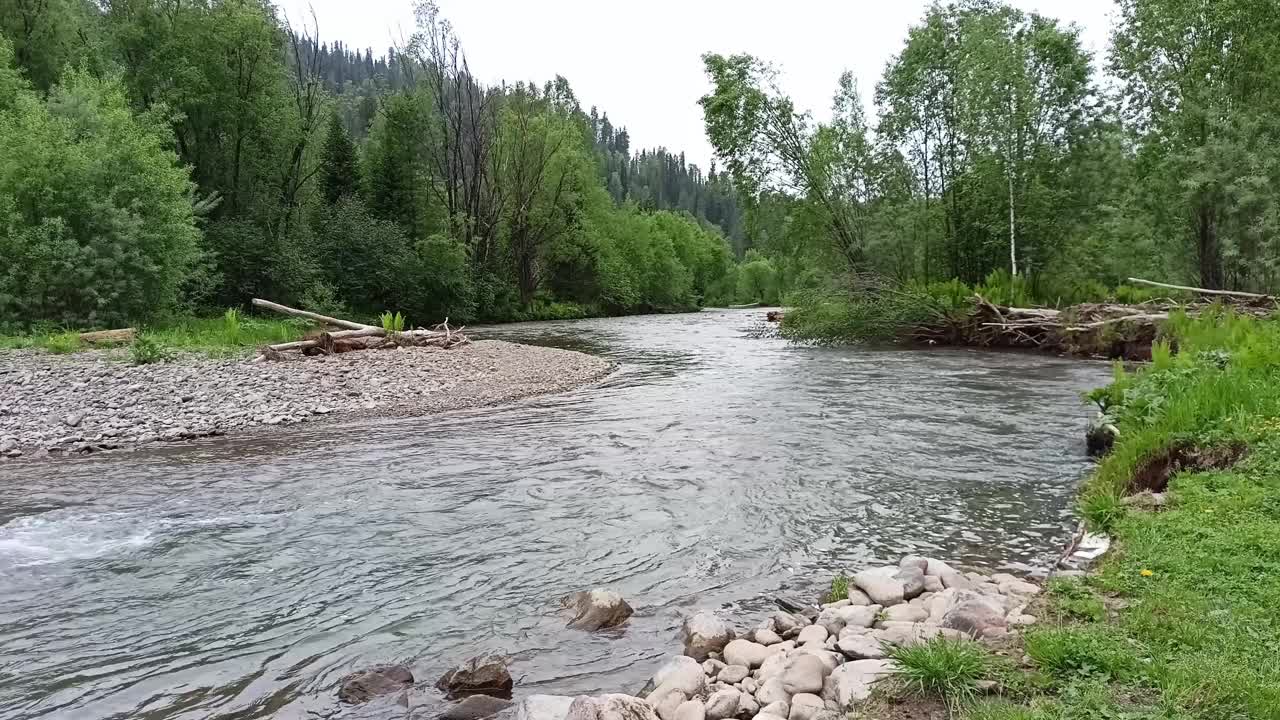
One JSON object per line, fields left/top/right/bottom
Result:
{"left": 780, "top": 287, "right": 946, "bottom": 343}
{"left": 887, "top": 636, "right": 990, "bottom": 709}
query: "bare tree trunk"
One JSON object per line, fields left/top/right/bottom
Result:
{"left": 1008, "top": 170, "right": 1018, "bottom": 276}
{"left": 1197, "top": 203, "right": 1223, "bottom": 290}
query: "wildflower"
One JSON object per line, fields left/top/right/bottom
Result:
{"left": 1140, "top": 569, "right": 1154, "bottom": 577}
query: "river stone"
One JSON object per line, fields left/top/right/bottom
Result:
{"left": 704, "top": 688, "right": 741, "bottom": 720}
{"left": 517, "top": 695, "right": 576, "bottom": 720}
{"left": 781, "top": 654, "right": 827, "bottom": 695}
{"left": 942, "top": 600, "right": 1008, "bottom": 638}
{"left": 683, "top": 612, "right": 736, "bottom": 661}
{"left": 723, "top": 640, "right": 773, "bottom": 669}
{"left": 836, "top": 632, "right": 884, "bottom": 660}
{"left": 673, "top": 700, "right": 705, "bottom": 720}
{"left": 754, "top": 628, "right": 783, "bottom": 646}
{"left": 771, "top": 612, "right": 807, "bottom": 639}
{"left": 441, "top": 695, "right": 514, "bottom": 720}
{"left": 999, "top": 580, "right": 1042, "bottom": 597}
{"left": 718, "top": 665, "right": 749, "bottom": 684}
{"left": 924, "top": 559, "right": 958, "bottom": 577}
{"left": 760, "top": 702, "right": 789, "bottom": 719}
{"left": 940, "top": 572, "right": 973, "bottom": 590}
{"left": 568, "top": 694, "right": 662, "bottom": 720}
{"left": 702, "top": 659, "right": 727, "bottom": 677}
{"left": 895, "top": 567, "right": 926, "bottom": 600}
{"left": 794, "top": 647, "right": 842, "bottom": 674}
{"left": 741, "top": 676, "right": 758, "bottom": 694}
{"left": 756, "top": 652, "right": 789, "bottom": 682}
{"left": 565, "top": 589, "right": 634, "bottom": 631}
{"left": 436, "top": 656, "right": 513, "bottom": 698}
{"left": 796, "top": 625, "right": 828, "bottom": 646}
{"left": 735, "top": 693, "right": 758, "bottom": 720}
{"left": 824, "top": 660, "right": 895, "bottom": 707}
{"left": 787, "top": 694, "right": 825, "bottom": 720}
{"left": 852, "top": 568, "right": 904, "bottom": 607}
{"left": 899, "top": 555, "right": 929, "bottom": 572}
{"left": 846, "top": 587, "right": 873, "bottom": 606}
{"left": 649, "top": 656, "right": 705, "bottom": 697}
{"left": 754, "top": 676, "right": 790, "bottom": 707}
{"left": 814, "top": 607, "right": 846, "bottom": 636}
{"left": 835, "top": 604, "right": 880, "bottom": 631}
{"left": 923, "top": 575, "right": 944, "bottom": 593}
{"left": 879, "top": 603, "right": 929, "bottom": 625}
{"left": 337, "top": 664, "right": 414, "bottom": 704}
{"left": 822, "top": 598, "right": 851, "bottom": 610}
{"left": 648, "top": 688, "right": 687, "bottom": 720}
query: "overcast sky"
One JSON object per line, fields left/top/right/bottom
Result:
{"left": 276, "top": 0, "right": 1117, "bottom": 168}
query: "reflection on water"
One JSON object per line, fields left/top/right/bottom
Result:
{"left": 0, "top": 309, "right": 1109, "bottom": 720}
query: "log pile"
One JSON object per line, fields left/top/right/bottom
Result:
{"left": 251, "top": 299, "right": 470, "bottom": 360}
{"left": 910, "top": 277, "right": 1277, "bottom": 361}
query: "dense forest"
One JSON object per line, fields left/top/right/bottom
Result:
{"left": 0, "top": 0, "right": 747, "bottom": 329}
{"left": 2, "top": 0, "right": 1277, "bottom": 330}
{"left": 702, "top": 0, "right": 1280, "bottom": 307}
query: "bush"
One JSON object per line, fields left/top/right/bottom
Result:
{"left": 130, "top": 334, "right": 173, "bottom": 365}
{"left": 0, "top": 56, "right": 200, "bottom": 327}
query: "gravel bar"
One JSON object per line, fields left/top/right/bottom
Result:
{"left": 0, "top": 340, "right": 614, "bottom": 460}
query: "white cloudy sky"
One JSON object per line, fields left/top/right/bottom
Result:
{"left": 275, "top": 0, "right": 1117, "bottom": 167}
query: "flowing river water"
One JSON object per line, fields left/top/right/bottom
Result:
{"left": 0, "top": 309, "right": 1110, "bottom": 720}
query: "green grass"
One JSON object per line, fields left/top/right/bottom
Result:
{"left": 959, "top": 310, "right": 1280, "bottom": 720}
{"left": 825, "top": 573, "right": 850, "bottom": 603}
{"left": 888, "top": 636, "right": 991, "bottom": 709}
{"left": 0, "top": 312, "right": 312, "bottom": 358}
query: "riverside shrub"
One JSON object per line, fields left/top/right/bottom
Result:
{"left": 0, "top": 44, "right": 199, "bottom": 328}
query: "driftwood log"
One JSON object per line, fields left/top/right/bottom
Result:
{"left": 79, "top": 328, "right": 136, "bottom": 345}
{"left": 251, "top": 299, "right": 470, "bottom": 359}
{"left": 910, "top": 277, "right": 1278, "bottom": 361}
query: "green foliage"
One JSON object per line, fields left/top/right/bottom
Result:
{"left": 780, "top": 287, "right": 945, "bottom": 343}
{"left": 975, "top": 269, "right": 1034, "bottom": 308}
{"left": 379, "top": 311, "right": 406, "bottom": 334}
{"left": 43, "top": 332, "right": 82, "bottom": 354}
{"left": 0, "top": 58, "right": 199, "bottom": 328}
{"left": 887, "top": 635, "right": 990, "bottom": 706}
{"left": 320, "top": 112, "right": 360, "bottom": 205}
{"left": 1044, "top": 578, "right": 1105, "bottom": 623}
{"left": 129, "top": 334, "right": 173, "bottom": 365}
{"left": 222, "top": 308, "right": 242, "bottom": 344}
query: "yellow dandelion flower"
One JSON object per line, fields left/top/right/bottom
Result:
{"left": 1140, "top": 569, "right": 1154, "bottom": 577}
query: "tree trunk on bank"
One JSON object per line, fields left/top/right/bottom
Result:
{"left": 1198, "top": 203, "right": 1223, "bottom": 290}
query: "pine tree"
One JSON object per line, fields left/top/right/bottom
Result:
{"left": 320, "top": 112, "right": 360, "bottom": 204}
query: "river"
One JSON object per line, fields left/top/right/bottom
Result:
{"left": 0, "top": 309, "right": 1110, "bottom": 720}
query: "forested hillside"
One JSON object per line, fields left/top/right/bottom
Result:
{"left": 703, "top": 0, "right": 1280, "bottom": 307}
{"left": 0, "top": 0, "right": 747, "bottom": 329}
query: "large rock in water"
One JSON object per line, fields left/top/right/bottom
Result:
{"left": 682, "top": 612, "right": 735, "bottom": 661}
{"left": 517, "top": 695, "right": 577, "bottom": 720}
{"left": 566, "top": 694, "right": 661, "bottom": 720}
{"left": 565, "top": 589, "right": 634, "bottom": 631}
{"left": 436, "top": 655, "right": 513, "bottom": 698}
{"left": 337, "top": 664, "right": 414, "bottom": 704}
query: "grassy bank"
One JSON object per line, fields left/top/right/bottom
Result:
{"left": 860, "top": 310, "right": 1280, "bottom": 719}
{"left": 0, "top": 312, "right": 311, "bottom": 359}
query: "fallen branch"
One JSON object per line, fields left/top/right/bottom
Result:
{"left": 1126, "top": 278, "right": 1272, "bottom": 301}
{"left": 251, "top": 298, "right": 374, "bottom": 330}
{"left": 252, "top": 299, "right": 470, "bottom": 357}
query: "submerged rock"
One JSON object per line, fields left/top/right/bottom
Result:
{"left": 440, "top": 694, "right": 514, "bottom": 720}
{"left": 337, "top": 664, "right": 414, "bottom": 704}
{"left": 565, "top": 589, "right": 634, "bottom": 631}
{"left": 436, "top": 655, "right": 513, "bottom": 698}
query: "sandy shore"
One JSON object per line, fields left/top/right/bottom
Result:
{"left": 0, "top": 340, "right": 614, "bottom": 460}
